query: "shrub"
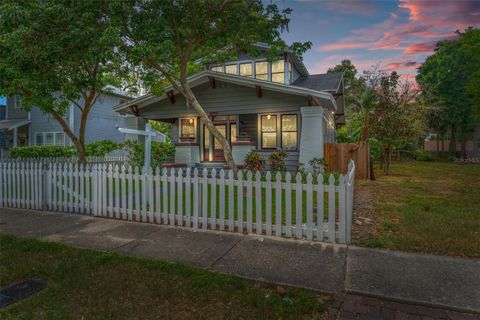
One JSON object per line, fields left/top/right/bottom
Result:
{"left": 244, "top": 151, "right": 264, "bottom": 172}
{"left": 308, "top": 157, "right": 327, "bottom": 172}
{"left": 123, "top": 140, "right": 175, "bottom": 169}
{"left": 9, "top": 146, "right": 76, "bottom": 158}
{"left": 85, "top": 140, "right": 122, "bottom": 157}
{"left": 415, "top": 150, "right": 435, "bottom": 161}
{"left": 268, "top": 151, "right": 287, "bottom": 173}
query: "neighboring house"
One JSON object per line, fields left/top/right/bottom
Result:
{"left": 113, "top": 44, "right": 345, "bottom": 171}
{"left": 0, "top": 90, "right": 146, "bottom": 153}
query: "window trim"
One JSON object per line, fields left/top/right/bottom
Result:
{"left": 179, "top": 117, "right": 197, "bottom": 140}
{"left": 280, "top": 114, "right": 298, "bottom": 150}
{"left": 271, "top": 60, "right": 285, "bottom": 84}
{"left": 258, "top": 112, "right": 300, "bottom": 151}
{"left": 260, "top": 114, "right": 278, "bottom": 150}
{"left": 35, "top": 131, "right": 66, "bottom": 146}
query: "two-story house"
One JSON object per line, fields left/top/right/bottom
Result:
{"left": 0, "top": 89, "right": 146, "bottom": 156}
{"left": 113, "top": 44, "right": 345, "bottom": 171}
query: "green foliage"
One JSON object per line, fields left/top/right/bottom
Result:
{"left": 268, "top": 151, "right": 287, "bottom": 173}
{"left": 244, "top": 151, "right": 265, "bottom": 173}
{"left": 415, "top": 150, "right": 435, "bottom": 162}
{"left": 149, "top": 120, "right": 172, "bottom": 143}
{"left": 84, "top": 140, "right": 122, "bottom": 157}
{"left": 9, "top": 146, "right": 76, "bottom": 158}
{"left": 123, "top": 140, "right": 175, "bottom": 169}
{"left": 417, "top": 28, "right": 480, "bottom": 155}
{"left": 308, "top": 157, "right": 327, "bottom": 170}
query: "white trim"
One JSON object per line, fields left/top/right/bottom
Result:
{"left": 34, "top": 131, "right": 66, "bottom": 146}
{"left": 114, "top": 71, "right": 337, "bottom": 113}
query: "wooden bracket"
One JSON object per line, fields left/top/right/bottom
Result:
{"left": 129, "top": 105, "right": 140, "bottom": 117}
{"left": 307, "top": 95, "right": 314, "bottom": 106}
{"left": 166, "top": 90, "right": 175, "bottom": 104}
{"left": 255, "top": 85, "right": 262, "bottom": 98}
{"left": 208, "top": 76, "right": 216, "bottom": 88}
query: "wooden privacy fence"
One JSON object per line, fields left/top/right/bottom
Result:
{"left": 325, "top": 142, "right": 369, "bottom": 179}
{"left": 0, "top": 161, "right": 355, "bottom": 244}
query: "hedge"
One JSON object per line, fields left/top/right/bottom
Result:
{"left": 123, "top": 140, "right": 175, "bottom": 169}
{"left": 9, "top": 140, "right": 122, "bottom": 159}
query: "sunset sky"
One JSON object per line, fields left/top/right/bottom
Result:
{"left": 275, "top": 0, "right": 480, "bottom": 79}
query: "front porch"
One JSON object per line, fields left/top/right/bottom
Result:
{"left": 167, "top": 106, "right": 331, "bottom": 171}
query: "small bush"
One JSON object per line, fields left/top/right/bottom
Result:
{"left": 308, "top": 157, "right": 327, "bottom": 171}
{"left": 9, "top": 146, "right": 76, "bottom": 158}
{"left": 268, "top": 151, "right": 287, "bottom": 173}
{"left": 85, "top": 140, "right": 122, "bottom": 157}
{"left": 124, "top": 140, "right": 175, "bottom": 169}
{"left": 415, "top": 150, "right": 435, "bottom": 161}
{"left": 244, "top": 151, "right": 264, "bottom": 172}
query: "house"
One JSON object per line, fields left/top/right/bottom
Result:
{"left": 0, "top": 89, "right": 146, "bottom": 156}
{"left": 113, "top": 45, "right": 345, "bottom": 171}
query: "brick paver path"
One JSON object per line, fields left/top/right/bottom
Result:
{"left": 326, "top": 294, "right": 480, "bottom": 320}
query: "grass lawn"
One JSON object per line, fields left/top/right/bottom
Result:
{"left": 0, "top": 235, "right": 331, "bottom": 319}
{"left": 354, "top": 161, "right": 480, "bottom": 258}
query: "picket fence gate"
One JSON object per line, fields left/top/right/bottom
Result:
{"left": 0, "top": 160, "right": 355, "bottom": 244}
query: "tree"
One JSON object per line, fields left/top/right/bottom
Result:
{"left": 371, "top": 72, "right": 420, "bottom": 173}
{"left": 0, "top": 0, "right": 126, "bottom": 162}
{"left": 417, "top": 28, "right": 480, "bottom": 158}
{"left": 328, "top": 59, "right": 357, "bottom": 91}
{"left": 425, "top": 107, "right": 449, "bottom": 158}
{"left": 107, "top": 0, "right": 311, "bottom": 173}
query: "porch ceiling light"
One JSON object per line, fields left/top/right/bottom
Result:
{"left": 267, "top": 114, "right": 271, "bottom": 120}
{"left": 189, "top": 118, "right": 194, "bottom": 124}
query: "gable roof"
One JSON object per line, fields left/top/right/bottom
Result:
{"left": 292, "top": 72, "right": 344, "bottom": 92}
{"left": 113, "top": 70, "right": 337, "bottom": 113}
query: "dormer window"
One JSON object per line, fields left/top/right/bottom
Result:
{"left": 255, "top": 61, "right": 268, "bottom": 80}
{"left": 211, "top": 65, "right": 223, "bottom": 72}
{"left": 225, "top": 64, "right": 237, "bottom": 75}
{"left": 271, "top": 60, "right": 284, "bottom": 83}
{"left": 240, "top": 62, "right": 253, "bottom": 77}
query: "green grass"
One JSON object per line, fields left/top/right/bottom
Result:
{"left": 356, "top": 161, "right": 480, "bottom": 257}
{"left": 0, "top": 235, "right": 331, "bottom": 319}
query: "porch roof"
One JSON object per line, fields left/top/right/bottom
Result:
{"left": 113, "top": 71, "right": 338, "bottom": 114}
{"left": 0, "top": 119, "right": 30, "bottom": 130}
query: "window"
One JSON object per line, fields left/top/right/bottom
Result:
{"left": 255, "top": 61, "right": 268, "bottom": 80}
{"left": 211, "top": 65, "right": 223, "bottom": 73}
{"left": 271, "top": 60, "right": 284, "bottom": 83}
{"left": 14, "top": 96, "right": 22, "bottom": 109}
{"left": 240, "top": 62, "right": 253, "bottom": 77}
{"left": 45, "top": 133, "right": 54, "bottom": 146}
{"left": 55, "top": 132, "right": 65, "bottom": 146}
{"left": 180, "top": 118, "right": 195, "bottom": 139}
{"left": 36, "top": 132, "right": 66, "bottom": 146}
{"left": 281, "top": 115, "right": 297, "bottom": 149}
{"left": 225, "top": 64, "right": 238, "bottom": 75}
{"left": 35, "top": 133, "right": 43, "bottom": 146}
{"left": 261, "top": 115, "right": 277, "bottom": 149}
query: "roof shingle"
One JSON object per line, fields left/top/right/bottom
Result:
{"left": 292, "top": 72, "right": 343, "bottom": 92}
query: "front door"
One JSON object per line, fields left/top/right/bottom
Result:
{"left": 202, "top": 117, "right": 238, "bottom": 162}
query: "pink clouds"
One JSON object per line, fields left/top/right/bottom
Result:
{"left": 317, "top": 1, "right": 478, "bottom": 54}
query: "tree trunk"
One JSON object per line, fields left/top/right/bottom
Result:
{"left": 51, "top": 111, "right": 87, "bottom": 163}
{"left": 441, "top": 133, "right": 445, "bottom": 153}
{"left": 436, "top": 132, "right": 439, "bottom": 159}
{"left": 182, "top": 85, "right": 238, "bottom": 174}
{"left": 449, "top": 124, "right": 457, "bottom": 156}
{"left": 461, "top": 130, "right": 467, "bottom": 159}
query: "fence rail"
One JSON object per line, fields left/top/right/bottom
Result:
{"left": 0, "top": 160, "right": 355, "bottom": 244}
{"left": 1, "top": 156, "right": 127, "bottom": 164}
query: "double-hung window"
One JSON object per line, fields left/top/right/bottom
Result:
{"left": 261, "top": 115, "right": 277, "bottom": 149}
{"left": 180, "top": 118, "right": 196, "bottom": 139}
{"left": 239, "top": 62, "right": 253, "bottom": 77}
{"left": 281, "top": 115, "right": 297, "bottom": 149}
{"left": 35, "top": 132, "right": 66, "bottom": 146}
{"left": 255, "top": 61, "right": 268, "bottom": 80}
{"left": 271, "top": 60, "right": 285, "bottom": 83}
{"left": 225, "top": 64, "right": 238, "bottom": 75}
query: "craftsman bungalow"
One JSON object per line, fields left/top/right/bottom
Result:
{"left": 113, "top": 45, "right": 345, "bottom": 171}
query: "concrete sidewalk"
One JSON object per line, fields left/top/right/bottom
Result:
{"left": 1, "top": 208, "right": 479, "bottom": 313}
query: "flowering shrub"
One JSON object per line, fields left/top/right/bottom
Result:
{"left": 244, "top": 151, "right": 264, "bottom": 172}
{"left": 268, "top": 151, "right": 287, "bottom": 173}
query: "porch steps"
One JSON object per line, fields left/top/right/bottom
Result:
{"left": 195, "top": 162, "right": 226, "bottom": 170}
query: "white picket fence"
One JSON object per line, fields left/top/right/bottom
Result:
{"left": 3, "top": 156, "right": 127, "bottom": 164}
{"left": 0, "top": 160, "right": 355, "bottom": 244}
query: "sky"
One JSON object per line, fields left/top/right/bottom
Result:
{"left": 274, "top": 0, "right": 480, "bottom": 80}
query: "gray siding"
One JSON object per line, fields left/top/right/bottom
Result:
{"left": 6, "top": 97, "right": 28, "bottom": 119}
{"left": 141, "top": 81, "right": 309, "bottom": 119}
{"left": 29, "top": 107, "right": 67, "bottom": 146}
{"left": 239, "top": 114, "right": 258, "bottom": 145}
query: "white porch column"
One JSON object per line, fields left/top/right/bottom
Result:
{"left": 12, "top": 127, "right": 18, "bottom": 147}
{"left": 299, "top": 106, "right": 324, "bottom": 171}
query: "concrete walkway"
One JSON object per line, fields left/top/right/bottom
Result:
{"left": 1, "top": 208, "right": 479, "bottom": 314}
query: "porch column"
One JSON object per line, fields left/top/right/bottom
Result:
{"left": 13, "top": 127, "right": 18, "bottom": 147}
{"left": 174, "top": 142, "right": 200, "bottom": 167}
{"left": 299, "top": 107, "right": 324, "bottom": 171}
